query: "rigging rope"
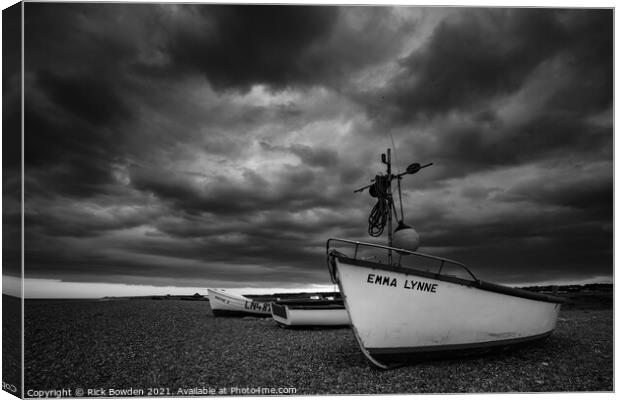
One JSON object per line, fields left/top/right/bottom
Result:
{"left": 367, "top": 175, "right": 391, "bottom": 237}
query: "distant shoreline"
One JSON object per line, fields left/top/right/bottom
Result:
{"left": 8, "top": 282, "right": 613, "bottom": 301}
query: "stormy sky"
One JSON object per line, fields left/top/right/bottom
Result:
{"left": 5, "top": 4, "right": 613, "bottom": 294}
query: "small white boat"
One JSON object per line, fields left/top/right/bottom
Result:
{"left": 207, "top": 288, "right": 272, "bottom": 317}
{"left": 326, "top": 149, "right": 564, "bottom": 368}
{"left": 271, "top": 298, "right": 350, "bottom": 327}
{"left": 328, "top": 239, "right": 563, "bottom": 368}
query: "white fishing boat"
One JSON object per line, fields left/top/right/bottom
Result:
{"left": 326, "top": 149, "right": 564, "bottom": 369}
{"left": 207, "top": 288, "right": 272, "bottom": 317}
{"left": 271, "top": 298, "right": 350, "bottom": 327}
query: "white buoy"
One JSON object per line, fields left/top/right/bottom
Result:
{"left": 392, "top": 221, "right": 420, "bottom": 252}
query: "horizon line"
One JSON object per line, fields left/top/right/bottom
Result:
{"left": 2, "top": 275, "right": 613, "bottom": 299}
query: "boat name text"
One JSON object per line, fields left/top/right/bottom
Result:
{"left": 366, "top": 273, "right": 437, "bottom": 293}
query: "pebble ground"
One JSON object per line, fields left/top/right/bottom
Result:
{"left": 23, "top": 298, "right": 612, "bottom": 395}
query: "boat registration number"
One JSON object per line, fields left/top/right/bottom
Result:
{"left": 244, "top": 301, "right": 271, "bottom": 312}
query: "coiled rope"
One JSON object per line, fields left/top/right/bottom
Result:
{"left": 367, "top": 175, "right": 391, "bottom": 237}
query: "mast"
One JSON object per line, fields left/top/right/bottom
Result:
{"left": 383, "top": 149, "right": 393, "bottom": 263}
{"left": 384, "top": 149, "right": 393, "bottom": 248}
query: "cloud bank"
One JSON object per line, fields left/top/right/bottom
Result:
{"left": 10, "top": 5, "right": 612, "bottom": 289}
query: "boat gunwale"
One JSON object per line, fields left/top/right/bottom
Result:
{"left": 207, "top": 288, "right": 251, "bottom": 301}
{"left": 274, "top": 299, "right": 344, "bottom": 308}
{"left": 331, "top": 254, "right": 565, "bottom": 304}
{"left": 275, "top": 303, "right": 346, "bottom": 310}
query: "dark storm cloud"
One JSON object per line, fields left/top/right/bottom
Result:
{"left": 24, "top": 209, "right": 340, "bottom": 285}
{"left": 21, "top": 1, "right": 365, "bottom": 287}
{"left": 3, "top": 3, "right": 23, "bottom": 277}
{"left": 24, "top": 104, "right": 120, "bottom": 197}
{"left": 128, "top": 162, "right": 352, "bottom": 216}
{"left": 368, "top": 8, "right": 613, "bottom": 191}
{"left": 396, "top": 157, "right": 613, "bottom": 284}
{"left": 24, "top": 3, "right": 139, "bottom": 71}
{"left": 412, "top": 113, "right": 611, "bottom": 182}
{"left": 19, "top": 4, "right": 612, "bottom": 291}
{"left": 2, "top": 99, "right": 21, "bottom": 169}
{"left": 23, "top": 3, "right": 143, "bottom": 199}
{"left": 162, "top": 5, "right": 339, "bottom": 90}
{"left": 133, "top": 5, "right": 416, "bottom": 92}
{"left": 2, "top": 3, "right": 22, "bottom": 170}
{"left": 429, "top": 218, "right": 612, "bottom": 284}
{"left": 372, "top": 8, "right": 612, "bottom": 121}
{"left": 497, "top": 167, "right": 613, "bottom": 216}
{"left": 38, "top": 72, "right": 131, "bottom": 124}
{"left": 259, "top": 141, "right": 339, "bottom": 168}
{"left": 25, "top": 200, "right": 160, "bottom": 238}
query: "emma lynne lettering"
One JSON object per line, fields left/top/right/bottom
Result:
{"left": 366, "top": 273, "right": 438, "bottom": 293}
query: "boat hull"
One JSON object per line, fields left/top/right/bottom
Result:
{"left": 333, "top": 257, "right": 562, "bottom": 368}
{"left": 271, "top": 300, "right": 350, "bottom": 327}
{"left": 207, "top": 288, "right": 272, "bottom": 317}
